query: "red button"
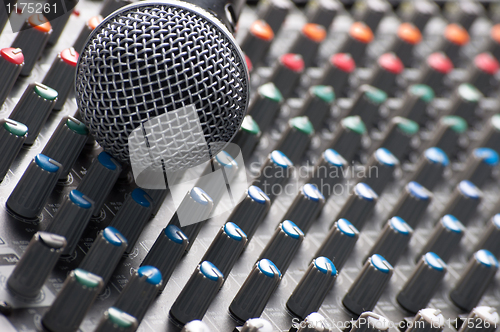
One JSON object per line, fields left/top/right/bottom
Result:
{"left": 427, "top": 52, "right": 453, "bottom": 74}
{"left": 302, "top": 23, "right": 326, "bottom": 43}
{"left": 475, "top": 53, "right": 499, "bottom": 75}
{"left": 245, "top": 54, "right": 253, "bottom": 73}
{"left": 250, "top": 20, "right": 274, "bottom": 42}
{"left": 0, "top": 48, "right": 24, "bottom": 65}
{"left": 350, "top": 22, "right": 374, "bottom": 44}
{"left": 28, "top": 14, "right": 51, "bottom": 33}
{"left": 88, "top": 15, "right": 103, "bottom": 30}
{"left": 444, "top": 24, "right": 469, "bottom": 46}
{"left": 60, "top": 47, "right": 79, "bottom": 67}
{"left": 280, "top": 54, "right": 304, "bottom": 72}
{"left": 331, "top": 53, "right": 355, "bottom": 73}
{"left": 378, "top": 53, "right": 404, "bottom": 74}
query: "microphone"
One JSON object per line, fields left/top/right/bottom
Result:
{"left": 75, "top": 0, "right": 249, "bottom": 174}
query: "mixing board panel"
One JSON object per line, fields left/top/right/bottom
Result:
{"left": 0, "top": 0, "right": 499, "bottom": 331}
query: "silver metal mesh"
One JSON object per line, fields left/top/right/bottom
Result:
{"left": 75, "top": 2, "right": 249, "bottom": 170}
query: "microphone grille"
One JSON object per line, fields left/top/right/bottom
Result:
{"left": 76, "top": 2, "right": 249, "bottom": 168}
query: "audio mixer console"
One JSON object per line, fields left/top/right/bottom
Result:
{"left": 0, "top": 0, "right": 499, "bottom": 331}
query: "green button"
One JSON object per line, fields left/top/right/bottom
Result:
{"left": 3, "top": 119, "right": 28, "bottom": 137}
{"left": 290, "top": 116, "right": 314, "bottom": 135}
{"left": 311, "top": 85, "right": 335, "bottom": 103}
{"left": 442, "top": 115, "right": 467, "bottom": 133}
{"left": 342, "top": 116, "right": 366, "bottom": 135}
{"left": 492, "top": 114, "right": 500, "bottom": 131}
{"left": 33, "top": 83, "right": 58, "bottom": 101}
{"left": 457, "top": 83, "right": 482, "bottom": 102}
{"left": 409, "top": 84, "right": 434, "bottom": 102}
{"left": 241, "top": 115, "right": 260, "bottom": 136}
{"left": 364, "top": 86, "right": 387, "bottom": 105}
{"left": 73, "top": 269, "right": 102, "bottom": 288}
{"left": 107, "top": 307, "right": 137, "bottom": 328}
{"left": 66, "top": 117, "right": 89, "bottom": 135}
{"left": 258, "top": 82, "right": 283, "bottom": 103}
{"left": 394, "top": 117, "right": 419, "bottom": 135}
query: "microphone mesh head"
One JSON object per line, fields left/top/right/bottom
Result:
{"left": 76, "top": 1, "right": 249, "bottom": 171}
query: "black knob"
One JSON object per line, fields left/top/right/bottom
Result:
{"left": 140, "top": 224, "right": 188, "bottom": 292}
{"left": 229, "top": 259, "right": 282, "bottom": 323}
{"left": 276, "top": 116, "right": 315, "bottom": 164}
{"left": 462, "top": 53, "right": 499, "bottom": 96}
{"left": 472, "top": 214, "right": 500, "bottom": 258}
{"left": 258, "top": 220, "right": 304, "bottom": 274}
{"left": 360, "top": 148, "right": 399, "bottom": 196}
{"left": 288, "top": 23, "right": 326, "bottom": 67}
{"left": 375, "top": 116, "right": 419, "bottom": 161}
{"left": 416, "top": 53, "right": 453, "bottom": 95}
{"left": 200, "top": 222, "right": 247, "bottom": 277}
{"left": 45, "top": 190, "right": 95, "bottom": 255}
{"left": 317, "top": 53, "right": 355, "bottom": 97}
{"left": 346, "top": 85, "right": 387, "bottom": 130}
{"left": 314, "top": 218, "right": 359, "bottom": 271}
{"left": 109, "top": 188, "right": 153, "bottom": 253}
{"left": 305, "top": 0, "right": 341, "bottom": 29}
{"left": 440, "top": 180, "right": 482, "bottom": 226}
{"left": 113, "top": 266, "right": 163, "bottom": 325}
{"left": 226, "top": 185, "right": 271, "bottom": 241}
{"left": 73, "top": 15, "right": 103, "bottom": 53}
{"left": 342, "top": 254, "right": 393, "bottom": 315}
{"left": 388, "top": 23, "right": 422, "bottom": 68}
{"left": 170, "top": 261, "right": 224, "bottom": 325}
{"left": 450, "top": 250, "right": 499, "bottom": 311}
{"left": 397, "top": 252, "right": 447, "bottom": 313}
{"left": 395, "top": 84, "right": 435, "bottom": 125}
{"left": 7, "top": 232, "right": 66, "bottom": 298}
{"left": 458, "top": 148, "right": 498, "bottom": 188}
{"left": 398, "top": 0, "right": 438, "bottom": 31}
{"left": 0, "top": 47, "right": 24, "bottom": 106}
{"left": 76, "top": 151, "right": 122, "bottom": 216}
{"left": 335, "top": 182, "right": 378, "bottom": 231}
{"left": 330, "top": 116, "right": 367, "bottom": 162}
{"left": 11, "top": 14, "right": 52, "bottom": 76}
{"left": 252, "top": 150, "right": 294, "bottom": 201}
{"left": 267, "top": 54, "right": 304, "bottom": 99}
{"left": 282, "top": 184, "right": 325, "bottom": 234}
{"left": 366, "top": 53, "right": 403, "bottom": 95}
{"left": 286, "top": 257, "right": 337, "bottom": 319}
{"left": 446, "top": 83, "right": 482, "bottom": 125}
{"left": 353, "top": 0, "right": 390, "bottom": 32}
{"left": 388, "top": 181, "right": 433, "bottom": 229}
{"left": 9, "top": 82, "right": 58, "bottom": 145}
{"left": 42, "top": 47, "right": 79, "bottom": 110}
{"left": 256, "top": 0, "right": 292, "bottom": 34}
{"left": 41, "top": 116, "right": 89, "bottom": 179}
{"left": 365, "top": 216, "right": 413, "bottom": 266}
{"left": 410, "top": 147, "right": 449, "bottom": 191}
{"left": 6, "top": 154, "right": 62, "bottom": 219}
{"left": 239, "top": 20, "right": 274, "bottom": 66}
{"left": 297, "top": 86, "right": 335, "bottom": 132}
{"left": 42, "top": 269, "right": 104, "bottom": 332}
{"left": 247, "top": 82, "right": 284, "bottom": 132}
{"left": 338, "top": 22, "right": 373, "bottom": 65}
{"left": 0, "top": 119, "right": 27, "bottom": 182}
{"left": 306, "top": 149, "right": 348, "bottom": 200}
{"left": 79, "top": 226, "right": 128, "bottom": 286}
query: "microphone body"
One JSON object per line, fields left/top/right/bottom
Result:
{"left": 76, "top": 0, "right": 249, "bottom": 173}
